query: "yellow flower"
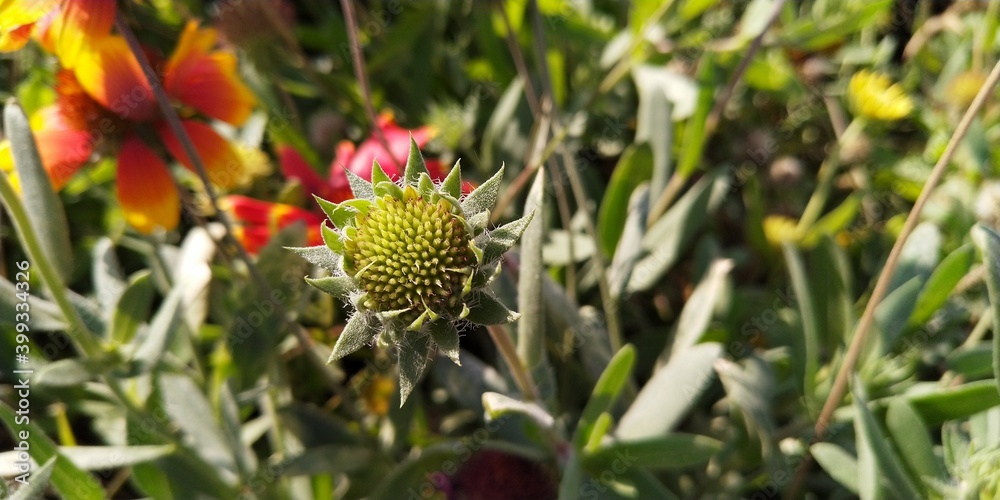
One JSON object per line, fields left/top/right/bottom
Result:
{"left": 0, "top": 140, "right": 20, "bottom": 192}
{"left": 848, "top": 70, "right": 914, "bottom": 121}
{"left": 947, "top": 70, "right": 987, "bottom": 110}
{"left": 762, "top": 215, "right": 799, "bottom": 248}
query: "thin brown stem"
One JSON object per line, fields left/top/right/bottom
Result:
{"left": 788, "top": 55, "right": 1000, "bottom": 498}
{"left": 339, "top": 0, "right": 400, "bottom": 167}
{"left": 704, "top": 0, "right": 788, "bottom": 135}
{"left": 487, "top": 324, "right": 540, "bottom": 401}
{"left": 114, "top": 13, "right": 342, "bottom": 395}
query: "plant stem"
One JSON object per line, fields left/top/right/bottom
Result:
{"left": 339, "top": 0, "right": 400, "bottom": 167}
{"left": 794, "top": 118, "right": 865, "bottom": 235}
{"left": 0, "top": 171, "right": 100, "bottom": 357}
{"left": 789, "top": 54, "right": 1000, "bottom": 499}
{"left": 487, "top": 324, "right": 540, "bottom": 401}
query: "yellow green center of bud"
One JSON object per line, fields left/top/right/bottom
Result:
{"left": 344, "top": 189, "right": 474, "bottom": 326}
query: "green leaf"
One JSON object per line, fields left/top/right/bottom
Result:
{"left": 4, "top": 100, "right": 73, "bottom": 281}
{"left": 783, "top": 243, "right": 820, "bottom": 406}
{"left": 482, "top": 391, "right": 555, "bottom": 429}
{"left": 597, "top": 144, "right": 654, "bottom": 257}
{"left": 273, "top": 445, "right": 373, "bottom": 476}
{"left": 111, "top": 270, "right": 155, "bottom": 345}
{"left": 885, "top": 399, "right": 947, "bottom": 490}
{"left": 852, "top": 378, "right": 923, "bottom": 499}
{"left": 617, "top": 343, "right": 722, "bottom": 440}
{"left": 33, "top": 358, "right": 107, "bottom": 388}
{"left": 0, "top": 403, "right": 104, "bottom": 500}
{"left": 608, "top": 185, "right": 650, "bottom": 299}
{"left": 0, "top": 275, "right": 65, "bottom": 331}
{"left": 371, "top": 158, "right": 391, "bottom": 186}
{"left": 321, "top": 221, "right": 344, "bottom": 253}
{"left": 7, "top": 457, "right": 55, "bottom": 500}
{"left": 905, "top": 380, "right": 1000, "bottom": 425}
{"left": 575, "top": 345, "right": 637, "bottom": 449}
{"left": 132, "top": 267, "right": 210, "bottom": 372}
{"left": 946, "top": 343, "right": 995, "bottom": 379}
{"left": 973, "top": 224, "right": 1000, "bottom": 400}
{"left": 344, "top": 167, "right": 374, "bottom": 200}
{"left": 462, "top": 165, "right": 505, "bottom": 215}
{"left": 516, "top": 167, "right": 546, "bottom": 370}
{"left": 398, "top": 335, "right": 432, "bottom": 406}
{"left": 403, "top": 136, "right": 429, "bottom": 186}
{"left": 810, "top": 443, "right": 859, "bottom": 494}
{"left": 428, "top": 319, "right": 461, "bottom": 365}
{"left": 328, "top": 313, "right": 376, "bottom": 362}
{"left": 305, "top": 275, "right": 356, "bottom": 299}
{"left": 629, "top": 169, "right": 729, "bottom": 291}
{"left": 676, "top": 58, "right": 716, "bottom": 177}
{"left": 159, "top": 374, "right": 239, "bottom": 482}
{"left": 465, "top": 291, "right": 520, "bottom": 325}
{"left": 908, "top": 244, "right": 974, "bottom": 327}
{"left": 800, "top": 194, "right": 860, "bottom": 247}
{"left": 668, "top": 258, "right": 733, "bottom": 357}
{"left": 92, "top": 237, "right": 126, "bottom": 326}
{"left": 482, "top": 212, "right": 534, "bottom": 264}
{"left": 287, "top": 245, "right": 342, "bottom": 274}
{"left": 869, "top": 276, "right": 923, "bottom": 362}
{"left": 314, "top": 196, "right": 358, "bottom": 229}
{"left": 583, "top": 434, "right": 723, "bottom": 471}
{"left": 0, "top": 445, "right": 175, "bottom": 473}
{"left": 441, "top": 160, "right": 463, "bottom": 198}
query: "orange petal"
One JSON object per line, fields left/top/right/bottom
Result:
{"left": 73, "top": 35, "right": 157, "bottom": 122}
{"left": 117, "top": 135, "right": 179, "bottom": 233}
{"left": 0, "top": 0, "right": 56, "bottom": 51}
{"left": 30, "top": 104, "right": 92, "bottom": 190}
{"left": 159, "top": 120, "right": 243, "bottom": 189}
{"left": 49, "top": 0, "right": 115, "bottom": 68}
{"left": 0, "top": 22, "right": 33, "bottom": 51}
{"left": 164, "top": 21, "right": 255, "bottom": 125}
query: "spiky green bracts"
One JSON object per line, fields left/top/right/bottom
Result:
{"left": 289, "top": 139, "right": 533, "bottom": 405}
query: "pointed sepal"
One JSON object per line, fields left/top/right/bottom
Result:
{"left": 462, "top": 164, "right": 505, "bottom": 215}
{"left": 314, "top": 196, "right": 360, "bottom": 229}
{"left": 321, "top": 221, "right": 344, "bottom": 253}
{"left": 305, "top": 275, "right": 356, "bottom": 299}
{"left": 403, "top": 135, "right": 429, "bottom": 187}
{"left": 465, "top": 291, "right": 520, "bottom": 325}
{"left": 398, "top": 334, "right": 432, "bottom": 406}
{"left": 467, "top": 211, "right": 490, "bottom": 235}
{"left": 428, "top": 320, "right": 461, "bottom": 365}
{"left": 417, "top": 172, "right": 435, "bottom": 197}
{"left": 286, "top": 245, "right": 342, "bottom": 273}
{"left": 343, "top": 167, "right": 375, "bottom": 200}
{"left": 482, "top": 210, "right": 535, "bottom": 263}
{"left": 441, "top": 159, "right": 462, "bottom": 198}
{"left": 328, "top": 313, "right": 377, "bottom": 362}
{"left": 371, "top": 158, "right": 391, "bottom": 186}
{"left": 374, "top": 180, "right": 404, "bottom": 199}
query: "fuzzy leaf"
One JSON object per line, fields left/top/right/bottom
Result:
{"left": 4, "top": 100, "right": 74, "bottom": 281}
{"left": 305, "top": 276, "right": 356, "bottom": 299}
{"left": 428, "top": 320, "right": 461, "bottom": 365}
{"left": 417, "top": 172, "right": 435, "bottom": 197}
{"left": 441, "top": 160, "right": 462, "bottom": 198}
{"left": 344, "top": 167, "right": 374, "bottom": 200}
{"left": 482, "top": 211, "right": 535, "bottom": 263}
{"left": 462, "top": 165, "right": 505, "bottom": 215}
{"left": 321, "top": 222, "right": 344, "bottom": 253}
{"left": 374, "top": 180, "right": 404, "bottom": 199}
{"left": 314, "top": 196, "right": 358, "bottom": 229}
{"left": 371, "top": 158, "right": 391, "bottom": 186}
{"left": 328, "top": 314, "right": 376, "bottom": 362}
{"left": 8, "top": 456, "right": 56, "bottom": 500}
{"left": 403, "top": 136, "right": 429, "bottom": 186}
{"left": 398, "top": 335, "right": 432, "bottom": 406}
{"left": 287, "top": 245, "right": 342, "bottom": 273}
{"left": 465, "top": 291, "right": 520, "bottom": 325}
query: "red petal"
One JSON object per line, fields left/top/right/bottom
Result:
{"left": 117, "top": 135, "right": 180, "bottom": 233}
{"left": 159, "top": 120, "right": 243, "bottom": 189}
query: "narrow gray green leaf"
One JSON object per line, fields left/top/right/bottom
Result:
{"left": 517, "top": 167, "right": 546, "bottom": 370}
{"left": 811, "top": 443, "right": 859, "bottom": 494}
{"left": 7, "top": 456, "right": 56, "bottom": 500}
{"left": 482, "top": 391, "right": 555, "bottom": 429}
{"left": 852, "top": 378, "right": 923, "bottom": 499}
{"left": 465, "top": 291, "right": 520, "bottom": 325}
{"left": 483, "top": 212, "right": 534, "bottom": 264}
{"left": 428, "top": 320, "right": 461, "bottom": 365}
{"left": 973, "top": 224, "right": 1000, "bottom": 400}
{"left": 575, "top": 344, "right": 636, "bottom": 449}
{"left": 305, "top": 275, "right": 356, "bottom": 300}
{"left": 462, "top": 165, "right": 505, "bottom": 215}
{"left": 4, "top": 100, "right": 73, "bottom": 281}
{"left": 398, "top": 335, "right": 431, "bottom": 406}
{"left": 328, "top": 313, "right": 376, "bottom": 362}
{"left": 403, "top": 136, "right": 429, "bottom": 186}
{"left": 344, "top": 167, "right": 374, "bottom": 200}
{"left": 584, "top": 434, "right": 722, "bottom": 471}
{"left": 886, "top": 398, "right": 947, "bottom": 491}
{"left": 287, "top": 245, "right": 342, "bottom": 274}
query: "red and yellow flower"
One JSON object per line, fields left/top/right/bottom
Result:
{"left": 0, "top": 0, "right": 116, "bottom": 68}
{"left": 3, "top": 21, "right": 256, "bottom": 233}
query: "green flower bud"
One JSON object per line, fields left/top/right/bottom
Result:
{"left": 289, "top": 138, "right": 533, "bottom": 405}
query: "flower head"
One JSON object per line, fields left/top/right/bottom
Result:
{"left": 0, "top": 0, "right": 116, "bottom": 68}
{"left": 847, "top": 70, "right": 913, "bottom": 121}
{"left": 290, "top": 140, "right": 532, "bottom": 405}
